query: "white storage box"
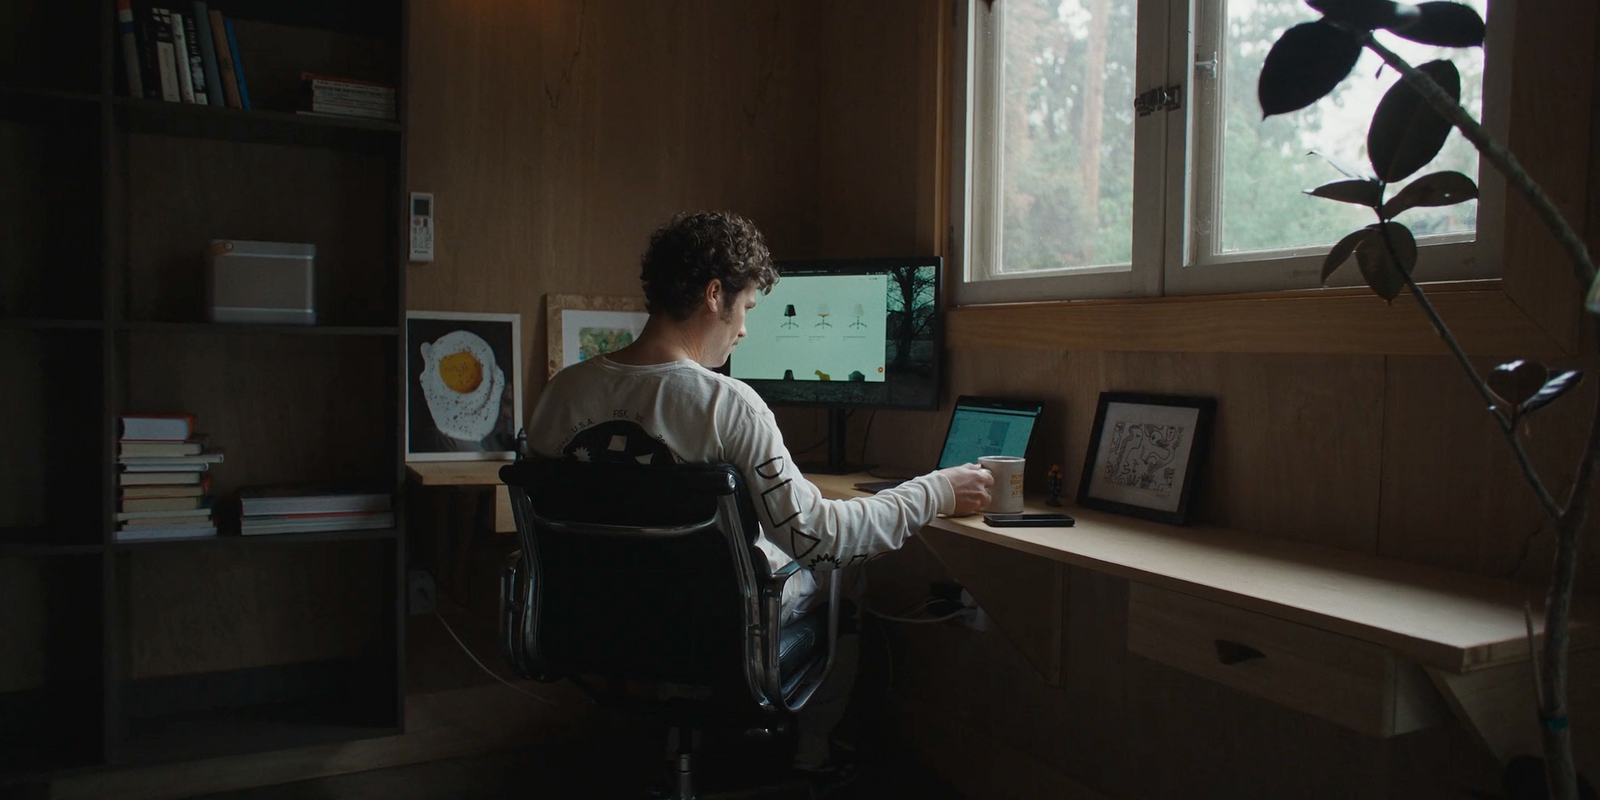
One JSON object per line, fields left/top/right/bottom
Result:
{"left": 205, "top": 240, "right": 317, "bottom": 325}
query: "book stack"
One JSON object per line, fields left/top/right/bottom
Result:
{"left": 116, "top": 414, "right": 222, "bottom": 542}
{"left": 239, "top": 487, "right": 395, "bottom": 536}
{"left": 116, "top": 1, "right": 252, "bottom": 109}
{"left": 297, "top": 74, "right": 396, "bottom": 121}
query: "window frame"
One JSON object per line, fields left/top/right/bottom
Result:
{"left": 948, "top": 0, "right": 1515, "bottom": 306}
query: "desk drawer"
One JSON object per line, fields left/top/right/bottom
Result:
{"left": 1128, "top": 583, "right": 1444, "bottom": 737}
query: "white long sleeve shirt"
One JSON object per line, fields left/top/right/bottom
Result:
{"left": 526, "top": 356, "right": 954, "bottom": 617}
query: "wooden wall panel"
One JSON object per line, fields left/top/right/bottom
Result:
{"left": 1499, "top": 0, "right": 1597, "bottom": 352}
{"left": 1381, "top": 355, "right": 1600, "bottom": 588}
{"left": 817, "top": 0, "right": 944, "bottom": 257}
{"left": 121, "top": 543, "right": 387, "bottom": 679}
{"left": 866, "top": 350, "right": 1388, "bottom": 553}
{"left": 406, "top": 0, "right": 821, "bottom": 412}
{"left": 0, "top": 557, "right": 46, "bottom": 693}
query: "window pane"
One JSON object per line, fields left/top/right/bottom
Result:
{"left": 1211, "top": 0, "right": 1485, "bottom": 255}
{"left": 998, "top": 0, "right": 1138, "bottom": 273}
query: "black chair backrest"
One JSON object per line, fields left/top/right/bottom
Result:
{"left": 499, "top": 458, "right": 767, "bottom": 687}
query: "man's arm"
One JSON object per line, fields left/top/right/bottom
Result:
{"left": 722, "top": 399, "right": 990, "bottom": 570}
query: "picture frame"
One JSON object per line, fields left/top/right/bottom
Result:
{"left": 406, "top": 311, "right": 523, "bottom": 462}
{"left": 545, "top": 294, "right": 649, "bottom": 378}
{"left": 1077, "top": 392, "right": 1216, "bottom": 525}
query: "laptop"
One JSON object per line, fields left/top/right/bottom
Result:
{"left": 852, "top": 396, "right": 1045, "bottom": 493}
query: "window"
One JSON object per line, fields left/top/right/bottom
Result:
{"left": 951, "top": 0, "right": 1505, "bottom": 305}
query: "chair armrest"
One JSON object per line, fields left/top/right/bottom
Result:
{"left": 758, "top": 565, "right": 842, "bottom": 713}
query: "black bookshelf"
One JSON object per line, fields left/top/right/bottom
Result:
{"left": 118, "top": 321, "right": 400, "bottom": 336}
{"left": 0, "top": 0, "right": 408, "bottom": 783}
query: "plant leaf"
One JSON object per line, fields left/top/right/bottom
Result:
{"left": 1384, "top": 2, "right": 1486, "bottom": 47}
{"left": 1309, "top": 150, "right": 1373, "bottom": 181}
{"left": 1521, "top": 369, "right": 1584, "bottom": 417}
{"left": 1353, "top": 222, "right": 1417, "bottom": 301}
{"left": 1259, "top": 21, "right": 1364, "bottom": 117}
{"left": 1487, "top": 360, "right": 1549, "bottom": 413}
{"left": 1321, "top": 228, "right": 1371, "bottom": 284}
{"left": 1307, "top": 179, "right": 1384, "bottom": 207}
{"left": 1367, "top": 60, "right": 1460, "bottom": 182}
{"left": 1381, "top": 170, "right": 1479, "bottom": 218}
{"left": 1306, "top": 0, "right": 1407, "bottom": 29}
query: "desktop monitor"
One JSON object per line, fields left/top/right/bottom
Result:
{"left": 727, "top": 256, "right": 943, "bottom": 472}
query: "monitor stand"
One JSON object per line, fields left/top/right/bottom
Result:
{"left": 797, "top": 408, "right": 864, "bottom": 475}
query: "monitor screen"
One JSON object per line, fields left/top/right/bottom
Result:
{"left": 728, "top": 257, "right": 941, "bottom": 410}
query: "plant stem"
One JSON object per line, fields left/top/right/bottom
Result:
{"left": 1540, "top": 317, "right": 1600, "bottom": 799}
{"left": 1361, "top": 33, "right": 1598, "bottom": 290}
{"left": 1398, "top": 271, "right": 1563, "bottom": 519}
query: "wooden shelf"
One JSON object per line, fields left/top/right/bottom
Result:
{"left": 0, "top": 85, "right": 103, "bottom": 108}
{"left": 810, "top": 472, "right": 1596, "bottom": 674}
{"left": 0, "top": 318, "right": 105, "bottom": 330}
{"left": 406, "top": 460, "right": 515, "bottom": 487}
{"left": 114, "top": 96, "right": 399, "bottom": 150}
{"left": 0, "top": 542, "right": 104, "bottom": 557}
{"left": 114, "top": 528, "right": 398, "bottom": 551}
{"left": 947, "top": 280, "right": 1566, "bottom": 357}
{"left": 118, "top": 321, "right": 399, "bottom": 337}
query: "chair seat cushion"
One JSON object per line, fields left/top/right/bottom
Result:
{"left": 778, "top": 611, "right": 826, "bottom": 683}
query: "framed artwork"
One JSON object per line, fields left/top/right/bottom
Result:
{"left": 406, "top": 311, "right": 523, "bottom": 461}
{"left": 1077, "top": 392, "right": 1216, "bottom": 525}
{"left": 546, "top": 294, "right": 649, "bottom": 378}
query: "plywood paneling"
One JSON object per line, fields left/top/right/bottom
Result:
{"left": 946, "top": 286, "right": 1562, "bottom": 357}
{"left": 1499, "top": 0, "right": 1598, "bottom": 353}
{"left": 1379, "top": 355, "right": 1600, "bottom": 586}
{"left": 407, "top": 0, "right": 821, "bottom": 414}
{"left": 817, "top": 0, "right": 945, "bottom": 256}
{"left": 892, "top": 350, "right": 1387, "bottom": 552}
{"left": 919, "top": 527, "right": 1064, "bottom": 684}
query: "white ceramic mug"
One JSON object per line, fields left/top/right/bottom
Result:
{"left": 979, "top": 455, "right": 1025, "bottom": 513}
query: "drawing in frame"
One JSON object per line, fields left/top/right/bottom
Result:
{"left": 1077, "top": 392, "right": 1216, "bottom": 525}
{"left": 406, "top": 310, "right": 523, "bottom": 461}
{"left": 546, "top": 294, "right": 649, "bottom": 379}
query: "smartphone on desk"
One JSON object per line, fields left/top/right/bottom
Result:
{"left": 982, "top": 512, "right": 1075, "bottom": 527}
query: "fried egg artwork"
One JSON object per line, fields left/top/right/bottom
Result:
{"left": 418, "top": 330, "right": 505, "bottom": 441}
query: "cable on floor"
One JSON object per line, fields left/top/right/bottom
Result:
{"left": 433, "top": 609, "right": 560, "bottom": 707}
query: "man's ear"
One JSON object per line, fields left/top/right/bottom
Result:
{"left": 704, "top": 279, "right": 724, "bottom": 315}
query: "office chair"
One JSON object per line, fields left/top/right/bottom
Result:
{"left": 499, "top": 458, "right": 842, "bottom": 800}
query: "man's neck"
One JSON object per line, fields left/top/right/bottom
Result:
{"left": 605, "top": 317, "right": 705, "bottom": 367}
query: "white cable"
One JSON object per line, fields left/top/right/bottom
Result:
{"left": 433, "top": 610, "right": 559, "bottom": 707}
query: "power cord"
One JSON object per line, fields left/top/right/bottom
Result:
{"left": 432, "top": 607, "right": 560, "bottom": 708}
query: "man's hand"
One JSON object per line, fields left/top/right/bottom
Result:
{"left": 939, "top": 463, "right": 993, "bottom": 516}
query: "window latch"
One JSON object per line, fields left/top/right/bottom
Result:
{"left": 1134, "top": 85, "right": 1182, "bottom": 117}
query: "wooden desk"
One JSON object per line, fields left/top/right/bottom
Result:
{"left": 406, "top": 461, "right": 516, "bottom": 605}
{"left": 406, "top": 461, "right": 515, "bottom": 533}
{"left": 808, "top": 472, "right": 1597, "bottom": 759}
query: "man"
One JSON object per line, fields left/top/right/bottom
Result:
{"left": 526, "top": 210, "right": 993, "bottom": 772}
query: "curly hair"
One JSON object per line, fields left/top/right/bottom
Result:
{"left": 639, "top": 211, "right": 779, "bottom": 321}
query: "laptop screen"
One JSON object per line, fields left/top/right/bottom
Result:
{"left": 936, "top": 402, "right": 1042, "bottom": 469}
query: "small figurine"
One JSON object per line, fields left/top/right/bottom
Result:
{"left": 514, "top": 427, "right": 531, "bottom": 461}
{"left": 1045, "top": 464, "right": 1064, "bottom": 507}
